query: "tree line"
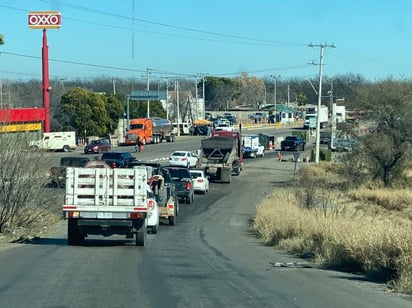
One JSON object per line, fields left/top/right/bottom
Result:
{"left": 2, "top": 74, "right": 412, "bottom": 187}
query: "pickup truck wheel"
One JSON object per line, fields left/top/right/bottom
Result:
{"left": 169, "top": 216, "right": 176, "bottom": 226}
{"left": 151, "top": 223, "right": 159, "bottom": 234}
{"left": 225, "top": 172, "right": 232, "bottom": 184}
{"left": 188, "top": 193, "right": 194, "bottom": 204}
{"left": 67, "top": 218, "right": 84, "bottom": 245}
{"left": 135, "top": 226, "right": 147, "bottom": 246}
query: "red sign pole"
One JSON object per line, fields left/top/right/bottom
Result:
{"left": 42, "top": 28, "right": 50, "bottom": 133}
{"left": 29, "top": 11, "right": 61, "bottom": 133}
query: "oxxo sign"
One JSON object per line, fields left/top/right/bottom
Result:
{"left": 28, "top": 11, "right": 61, "bottom": 29}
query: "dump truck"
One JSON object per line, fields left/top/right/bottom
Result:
{"left": 124, "top": 117, "right": 175, "bottom": 145}
{"left": 62, "top": 167, "right": 149, "bottom": 246}
{"left": 196, "top": 131, "right": 243, "bottom": 183}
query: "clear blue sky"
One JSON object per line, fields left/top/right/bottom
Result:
{"left": 1, "top": 0, "right": 412, "bottom": 82}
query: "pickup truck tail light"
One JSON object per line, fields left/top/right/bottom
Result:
{"left": 148, "top": 199, "right": 155, "bottom": 209}
{"left": 130, "top": 212, "right": 143, "bottom": 219}
{"left": 186, "top": 182, "right": 192, "bottom": 190}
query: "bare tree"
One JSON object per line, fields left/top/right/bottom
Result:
{"left": 0, "top": 133, "right": 63, "bottom": 236}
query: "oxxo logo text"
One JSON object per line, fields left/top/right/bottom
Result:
{"left": 28, "top": 11, "right": 61, "bottom": 29}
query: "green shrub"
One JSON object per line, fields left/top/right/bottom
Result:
{"left": 310, "top": 149, "right": 331, "bottom": 162}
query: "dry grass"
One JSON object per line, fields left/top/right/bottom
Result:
{"left": 348, "top": 187, "right": 412, "bottom": 211}
{"left": 252, "top": 163, "right": 412, "bottom": 295}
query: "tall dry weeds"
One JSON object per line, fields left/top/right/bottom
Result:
{"left": 252, "top": 187, "right": 412, "bottom": 294}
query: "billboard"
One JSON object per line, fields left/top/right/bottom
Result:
{"left": 28, "top": 11, "right": 61, "bottom": 29}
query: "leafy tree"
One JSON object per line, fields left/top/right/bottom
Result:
{"left": 345, "top": 79, "right": 412, "bottom": 187}
{"left": 296, "top": 93, "right": 308, "bottom": 106}
{"left": 0, "top": 34, "right": 4, "bottom": 45}
{"left": 104, "top": 93, "right": 125, "bottom": 131}
{"left": 60, "top": 87, "right": 113, "bottom": 137}
{"left": 204, "top": 77, "right": 236, "bottom": 111}
{"left": 128, "top": 100, "right": 166, "bottom": 118}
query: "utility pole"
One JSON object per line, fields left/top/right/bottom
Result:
{"left": 146, "top": 68, "right": 151, "bottom": 118}
{"left": 165, "top": 77, "right": 169, "bottom": 120}
{"left": 202, "top": 75, "right": 206, "bottom": 119}
{"left": 287, "top": 84, "right": 290, "bottom": 106}
{"left": 195, "top": 76, "right": 198, "bottom": 121}
{"left": 270, "top": 75, "right": 280, "bottom": 123}
{"left": 308, "top": 42, "right": 336, "bottom": 164}
{"left": 112, "top": 79, "right": 116, "bottom": 95}
{"left": 176, "top": 80, "right": 180, "bottom": 136}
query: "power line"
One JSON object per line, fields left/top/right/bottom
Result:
{"left": 33, "top": 1, "right": 306, "bottom": 47}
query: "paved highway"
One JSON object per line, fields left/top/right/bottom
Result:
{"left": 0, "top": 130, "right": 409, "bottom": 308}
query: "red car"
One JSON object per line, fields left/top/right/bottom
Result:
{"left": 84, "top": 139, "right": 112, "bottom": 154}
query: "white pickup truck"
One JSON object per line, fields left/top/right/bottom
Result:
{"left": 62, "top": 167, "right": 149, "bottom": 246}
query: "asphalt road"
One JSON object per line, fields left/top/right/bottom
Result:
{"left": 0, "top": 129, "right": 410, "bottom": 308}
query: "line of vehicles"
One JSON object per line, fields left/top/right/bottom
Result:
{"left": 46, "top": 107, "right": 357, "bottom": 247}
{"left": 58, "top": 129, "right": 249, "bottom": 247}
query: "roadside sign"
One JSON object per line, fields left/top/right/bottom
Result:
{"left": 28, "top": 11, "right": 62, "bottom": 29}
{"left": 309, "top": 117, "right": 316, "bottom": 128}
{"left": 293, "top": 152, "right": 300, "bottom": 162}
{"left": 293, "top": 152, "right": 300, "bottom": 177}
{"left": 130, "top": 90, "right": 167, "bottom": 100}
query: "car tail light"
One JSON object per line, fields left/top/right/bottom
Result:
{"left": 148, "top": 199, "right": 155, "bottom": 209}
{"left": 167, "top": 204, "right": 174, "bottom": 209}
{"left": 197, "top": 179, "right": 204, "bottom": 183}
{"left": 182, "top": 157, "right": 187, "bottom": 161}
{"left": 186, "top": 182, "right": 191, "bottom": 190}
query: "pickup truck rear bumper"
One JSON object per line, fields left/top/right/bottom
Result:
{"left": 78, "top": 219, "right": 133, "bottom": 227}
{"left": 75, "top": 218, "right": 146, "bottom": 237}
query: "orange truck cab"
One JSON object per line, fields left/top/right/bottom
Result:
{"left": 124, "top": 117, "right": 175, "bottom": 145}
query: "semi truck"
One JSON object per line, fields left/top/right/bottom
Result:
{"left": 303, "top": 106, "right": 329, "bottom": 129}
{"left": 196, "top": 131, "right": 243, "bottom": 183}
{"left": 124, "top": 117, "right": 175, "bottom": 145}
{"left": 62, "top": 167, "right": 149, "bottom": 246}
{"left": 29, "top": 131, "right": 77, "bottom": 152}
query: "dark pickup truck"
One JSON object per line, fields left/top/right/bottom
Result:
{"left": 162, "top": 166, "right": 194, "bottom": 204}
{"left": 48, "top": 156, "right": 91, "bottom": 188}
{"left": 101, "top": 151, "right": 139, "bottom": 168}
{"left": 280, "top": 136, "right": 306, "bottom": 151}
